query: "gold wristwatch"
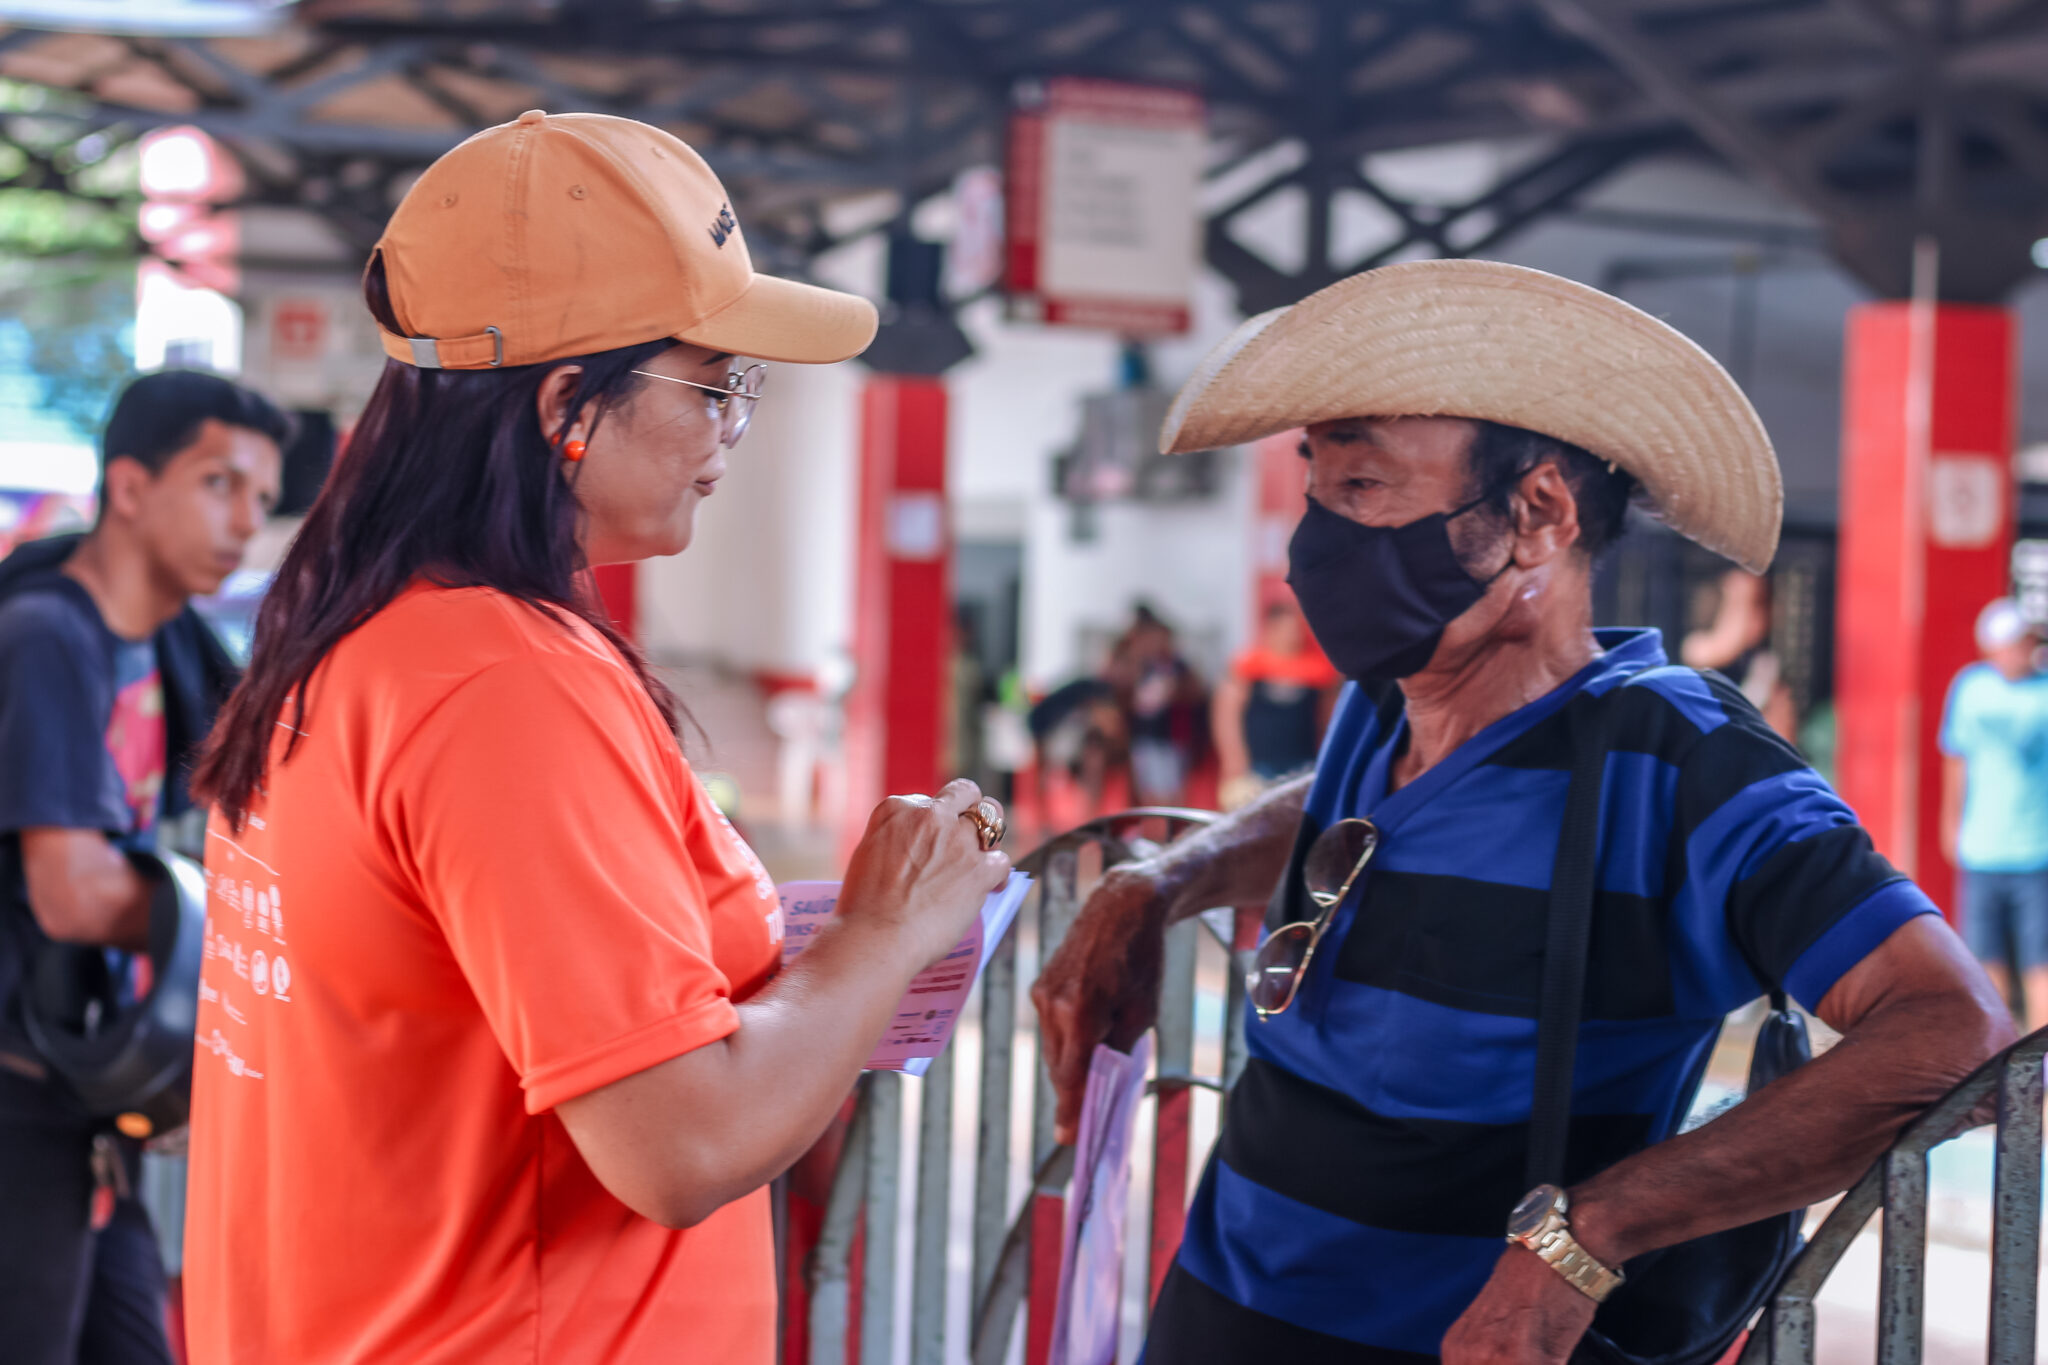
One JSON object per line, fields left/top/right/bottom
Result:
{"left": 1505, "top": 1184, "right": 1624, "bottom": 1303}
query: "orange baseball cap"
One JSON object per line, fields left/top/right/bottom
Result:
{"left": 370, "top": 110, "right": 878, "bottom": 369}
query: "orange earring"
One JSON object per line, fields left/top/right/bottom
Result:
{"left": 562, "top": 439, "right": 587, "bottom": 462}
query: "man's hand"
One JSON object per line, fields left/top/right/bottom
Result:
{"left": 1441, "top": 1247, "right": 1598, "bottom": 1365}
{"left": 1029, "top": 773, "right": 1312, "bottom": 1145}
{"left": 1032, "top": 865, "right": 1170, "bottom": 1145}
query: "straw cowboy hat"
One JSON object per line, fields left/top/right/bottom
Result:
{"left": 1160, "top": 259, "right": 1783, "bottom": 573}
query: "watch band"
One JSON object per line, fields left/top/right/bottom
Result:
{"left": 1507, "top": 1190, "right": 1625, "bottom": 1304}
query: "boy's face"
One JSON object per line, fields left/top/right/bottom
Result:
{"left": 107, "top": 417, "right": 283, "bottom": 599}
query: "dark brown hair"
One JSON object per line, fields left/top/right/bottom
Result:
{"left": 191, "top": 259, "right": 678, "bottom": 830}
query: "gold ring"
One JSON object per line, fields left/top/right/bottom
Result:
{"left": 961, "top": 798, "right": 1005, "bottom": 851}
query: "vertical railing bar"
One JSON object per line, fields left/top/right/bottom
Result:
{"left": 1875, "top": 1146, "right": 1927, "bottom": 1365}
{"left": 1148, "top": 917, "right": 1198, "bottom": 1307}
{"left": 861, "top": 1072, "right": 903, "bottom": 1365}
{"left": 909, "top": 1046, "right": 954, "bottom": 1365}
{"left": 1221, "top": 907, "right": 1259, "bottom": 1091}
{"left": 808, "top": 1093, "right": 871, "bottom": 1365}
{"left": 1763, "top": 1300, "right": 1815, "bottom": 1365}
{"left": 972, "top": 910, "right": 1018, "bottom": 1324}
{"left": 1988, "top": 1047, "right": 2043, "bottom": 1365}
{"left": 1025, "top": 848, "right": 1083, "bottom": 1365}
{"left": 1033, "top": 848, "right": 1081, "bottom": 1166}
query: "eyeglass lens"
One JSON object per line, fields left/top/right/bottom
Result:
{"left": 1248, "top": 817, "right": 1380, "bottom": 1018}
{"left": 721, "top": 365, "right": 767, "bottom": 448}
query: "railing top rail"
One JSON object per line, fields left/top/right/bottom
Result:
{"left": 1013, "top": 808, "right": 1219, "bottom": 877}
{"left": 1887, "top": 1023, "right": 2048, "bottom": 1160}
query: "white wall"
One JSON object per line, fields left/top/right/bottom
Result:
{"left": 637, "top": 357, "right": 861, "bottom": 677}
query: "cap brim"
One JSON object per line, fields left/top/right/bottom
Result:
{"left": 680, "top": 273, "right": 878, "bottom": 364}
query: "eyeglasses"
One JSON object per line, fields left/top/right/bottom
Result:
{"left": 1248, "top": 817, "right": 1379, "bottom": 1020}
{"left": 630, "top": 364, "right": 767, "bottom": 448}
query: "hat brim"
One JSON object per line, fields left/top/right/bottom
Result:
{"left": 1160, "top": 260, "right": 1784, "bottom": 574}
{"left": 680, "top": 272, "right": 878, "bottom": 365}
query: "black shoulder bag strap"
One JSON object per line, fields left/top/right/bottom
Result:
{"left": 1526, "top": 693, "right": 1616, "bottom": 1189}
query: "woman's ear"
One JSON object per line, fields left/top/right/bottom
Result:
{"left": 534, "top": 363, "right": 589, "bottom": 448}
{"left": 1510, "top": 460, "right": 1583, "bottom": 568}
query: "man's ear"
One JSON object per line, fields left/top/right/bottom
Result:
{"left": 1510, "top": 461, "right": 1583, "bottom": 568}
{"left": 99, "top": 455, "right": 155, "bottom": 525}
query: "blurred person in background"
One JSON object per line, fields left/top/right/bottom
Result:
{"left": 1212, "top": 593, "right": 1340, "bottom": 810}
{"left": 180, "top": 112, "right": 1009, "bottom": 1365}
{"left": 1681, "top": 566, "right": 1797, "bottom": 741}
{"left": 0, "top": 371, "right": 287, "bottom": 1365}
{"left": 1941, "top": 597, "right": 2048, "bottom": 1029}
{"left": 1110, "top": 602, "right": 1207, "bottom": 806}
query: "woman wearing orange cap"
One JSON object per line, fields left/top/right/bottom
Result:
{"left": 180, "top": 111, "right": 1008, "bottom": 1364}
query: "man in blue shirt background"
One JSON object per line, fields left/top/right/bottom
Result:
{"left": 0, "top": 370, "right": 287, "bottom": 1365}
{"left": 1034, "top": 260, "right": 2011, "bottom": 1363}
{"left": 1941, "top": 597, "right": 2048, "bottom": 1030}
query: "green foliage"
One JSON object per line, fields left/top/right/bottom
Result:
{"left": 0, "top": 188, "right": 134, "bottom": 256}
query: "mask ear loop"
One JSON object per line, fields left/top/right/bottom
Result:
{"left": 1450, "top": 460, "right": 1541, "bottom": 586}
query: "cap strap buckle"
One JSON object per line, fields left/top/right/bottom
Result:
{"left": 382, "top": 324, "right": 505, "bottom": 369}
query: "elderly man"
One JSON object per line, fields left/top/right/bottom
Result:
{"left": 1033, "top": 261, "right": 2010, "bottom": 1363}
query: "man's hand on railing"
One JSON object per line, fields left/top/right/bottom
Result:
{"left": 1035, "top": 865, "right": 1174, "bottom": 1145}
{"left": 1031, "top": 775, "right": 1314, "bottom": 1145}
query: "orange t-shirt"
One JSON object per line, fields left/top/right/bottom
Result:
{"left": 184, "top": 584, "right": 785, "bottom": 1365}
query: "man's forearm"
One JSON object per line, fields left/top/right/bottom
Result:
{"left": 21, "top": 827, "right": 153, "bottom": 948}
{"left": 1568, "top": 986, "right": 2009, "bottom": 1266}
{"left": 1148, "top": 773, "right": 1309, "bottom": 921}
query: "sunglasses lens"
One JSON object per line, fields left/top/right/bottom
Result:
{"left": 1303, "top": 818, "right": 1379, "bottom": 907}
{"left": 1248, "top": 921, "right": 1318, "bottom": 1015}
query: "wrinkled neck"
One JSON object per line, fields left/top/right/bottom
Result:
{"left": 1392, "top": 576, "right": 1599, "bottom": 788}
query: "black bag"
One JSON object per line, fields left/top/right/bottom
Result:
{"left": 1535, "top": 694, "right": 1807, "bottom": 1365}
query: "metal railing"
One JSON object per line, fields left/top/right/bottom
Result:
{"left": 1742, "top": 1026, "right": 2048, "bottom": 1365}
{"left": 789, "top": 809, "right": 2048, "bottom": 1364}
{"left": 787, "top": 809, "right": 1242, "bottom": 1365}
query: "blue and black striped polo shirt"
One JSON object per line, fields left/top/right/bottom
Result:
{"left": 1146, "top": 628, "right": 1935, "bottom": 1362}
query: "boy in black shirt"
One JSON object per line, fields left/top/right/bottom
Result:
{"left": 0, "top": 371, "right": 287, "bottom": 1364}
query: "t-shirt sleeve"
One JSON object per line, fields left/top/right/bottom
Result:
{"left": 1939, "top": 669, "right": 1978, "bottom": 758}
{"left": 1673, "top": 676, "right": 1935, "bottom": 1014}
{"left": 0, "top": 592, "right": 124, "bottom": 837}
{"left": 384, "top": 652, "right": 739, "bottom": 1114}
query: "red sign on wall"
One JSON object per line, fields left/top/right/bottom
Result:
{"left": 271, "top": 299, "right": 328, "bottom": 362}
{"left": 1005, "top": 77, "right": 1205, "bottom": 336}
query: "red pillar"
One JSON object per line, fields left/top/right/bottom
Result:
{"left": 844, "top": 376, "right": 951, "bottom": 849}
{"left": 1835, "top": 303, "right": 2015, "bottom": 919}
{"left": 592, "top": 564, "right": 637, "bottom": 641}
{"left": 1252, "top": 431, "right": 1307, "bottom": 617}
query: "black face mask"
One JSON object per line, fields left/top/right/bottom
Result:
{"left": 1286, "top": 491, "right": 1510, "bottom": 683}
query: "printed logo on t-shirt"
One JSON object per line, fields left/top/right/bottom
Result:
{"left": 105, "top": 669, "right": 165, "bottom": 831}
{"left": 197, "top": 825, "right": 295, "bottom": 1087}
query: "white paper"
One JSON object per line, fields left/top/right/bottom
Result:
{"left": 778, "top": 871, "right": 1032, "bottom": 1075}
{"left": 1049, "top": 1034, "right": 1154, "bottom": 1365}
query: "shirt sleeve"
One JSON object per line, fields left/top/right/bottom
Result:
{"left": 1939, "top": 669, "right": 1978, "bottom": 758}
{"left": 383, "top": 651, "right": 739, "bottom": 1114}
{"left": 1673, "top": 675, "right": 1935, "bottom": 1014}
{"left": 0, "top": 592, "right": 125, "bottom": 837}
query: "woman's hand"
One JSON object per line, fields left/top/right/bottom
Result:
{"left": 839, "top": 778, "right": 1012, "bottom": 969}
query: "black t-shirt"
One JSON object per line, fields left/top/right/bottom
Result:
{"left": 0, "top": 570, "right": 166, "bottom": 1114}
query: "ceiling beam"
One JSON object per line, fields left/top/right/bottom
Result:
{"left": 1532, "top": 0, "right": 1847, "bottom": 229}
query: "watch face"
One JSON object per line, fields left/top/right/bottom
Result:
{"left": 1507, "top": 1184, "right": 1560, "bottom": 1239}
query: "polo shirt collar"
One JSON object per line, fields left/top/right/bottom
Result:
{"left": 1352, "top": 627, "right": 1667, "bottom": 835}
